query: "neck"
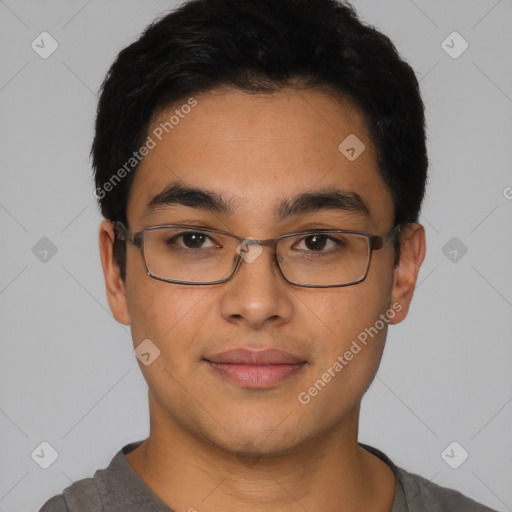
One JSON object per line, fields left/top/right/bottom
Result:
{"left": 126, "top": 401, "right": 396, "bottom": 511}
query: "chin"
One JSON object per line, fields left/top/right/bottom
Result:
{"left": 199, "top": 413, "right": 308, "bottom": 458}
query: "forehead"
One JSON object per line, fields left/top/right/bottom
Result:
{"left": 127, "top": 87, "right": 393, "bottom": 230}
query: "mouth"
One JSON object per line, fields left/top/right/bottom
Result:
{"left": 204, "top": 348, "right": 308, "bottom": 389}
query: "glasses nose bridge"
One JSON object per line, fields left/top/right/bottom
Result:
{"left": 237, "top": 236, "right": 283, "bottom": 260}
{"left": 232, "top": 236, "right": 284, "bottom": 276}
{"left": 241, "top": 236, "right": 279, "bottom": 248}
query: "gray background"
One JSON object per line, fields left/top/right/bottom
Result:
{"left": 0, "top": 1, "right": 511, "bottom": 510}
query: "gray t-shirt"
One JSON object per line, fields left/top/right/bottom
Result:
{"left": 38, "top": 440, "right": 498, "bottom": 512}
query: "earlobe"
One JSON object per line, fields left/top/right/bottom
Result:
{"left": 98, "top": 220, "right": 132, "bottom": 325}
{"left": 388, "top": 223, "right": 426, "bottom": 325}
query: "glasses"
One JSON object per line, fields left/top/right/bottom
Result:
{"left": 114, "top": 222, "right": 402, "bottom": 288}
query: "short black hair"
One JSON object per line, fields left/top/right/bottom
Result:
{"left": 91, "top": 0, "right": 428, "bottom": 280}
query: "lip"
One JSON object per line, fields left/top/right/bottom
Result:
{"left": 204, "top": 348, "right": 308, "bottom": 389}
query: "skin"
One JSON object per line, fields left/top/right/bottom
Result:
{"left": 99, "top": 86, "right": 426, "bottom": 511}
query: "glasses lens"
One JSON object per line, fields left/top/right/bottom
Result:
{"left": 277, "top": 232, "right": 370, "bottom": 286}
{"left": 143, "top": 227, "right": 237, "bottom": 283}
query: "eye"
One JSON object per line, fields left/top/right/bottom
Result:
{"left": 172, "top": 231, "right": 218, "bottom": 250}
{"left": 296, "top": 234, "right": 341, "bottom": 252}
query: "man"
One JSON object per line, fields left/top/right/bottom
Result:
{"left": 39, "top": 0, "right": 498, "bottom": 510}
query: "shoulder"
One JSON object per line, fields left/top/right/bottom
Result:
{"left": 36, "top": 441, "right": 144, "bottom": 512}
{"left": 395, "top": 465, "right": 498, "bottom": 512}
{"left": 38, "top": 495, "right": 68, "bottom": 512}
{"left": 38, "top": 477, "right": 102, "bottom": 512}
{"left": 359, "top": 443, "right": 498, "bottom": 512}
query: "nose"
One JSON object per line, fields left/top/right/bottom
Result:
{"left": 219, "top": 242, "right": 295, "bottom": 330}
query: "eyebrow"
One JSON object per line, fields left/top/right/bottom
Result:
{"left": 145, "top": 181, "right": 370, "bottom": 220}
{"left": 277, "top": 187, "right": 370, "bottom": 219}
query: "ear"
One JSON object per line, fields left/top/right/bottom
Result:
{"left": 98, "top": 220, "right": 131, "bottom": 325}
{"left": 388, "top": 223, "right": 426, "bottom": 324}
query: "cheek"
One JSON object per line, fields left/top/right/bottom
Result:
{"left": 125, "top": 273, "right": 209, "bottom": 354}
{"left": 305, "top": 278, "right": 391, "bottom": 340}
{"left": 296, "top": 291, "right": 391, "bottom": 424}
{"left": 126, "top": 281, "right": 212, "bottom": 400}
{"left": 302, "top": 282, "right": 392, "bottom": 387}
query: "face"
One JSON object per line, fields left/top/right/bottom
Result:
{"left": 100, "top": 87, "right": 425, "bottom": 456}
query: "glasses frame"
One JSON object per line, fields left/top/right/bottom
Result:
{"left": 114, "top": 221, "right": 402, "bottom": 288}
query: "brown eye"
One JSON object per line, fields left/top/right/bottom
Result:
{"left": 296, "top": 234, "right": 340, "bottom": 252}
{"left": 303, "top": 235, "right": 328, "bottom": 251}
{"left": 167, "top": 231, "right": 217, "bottom": 250}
